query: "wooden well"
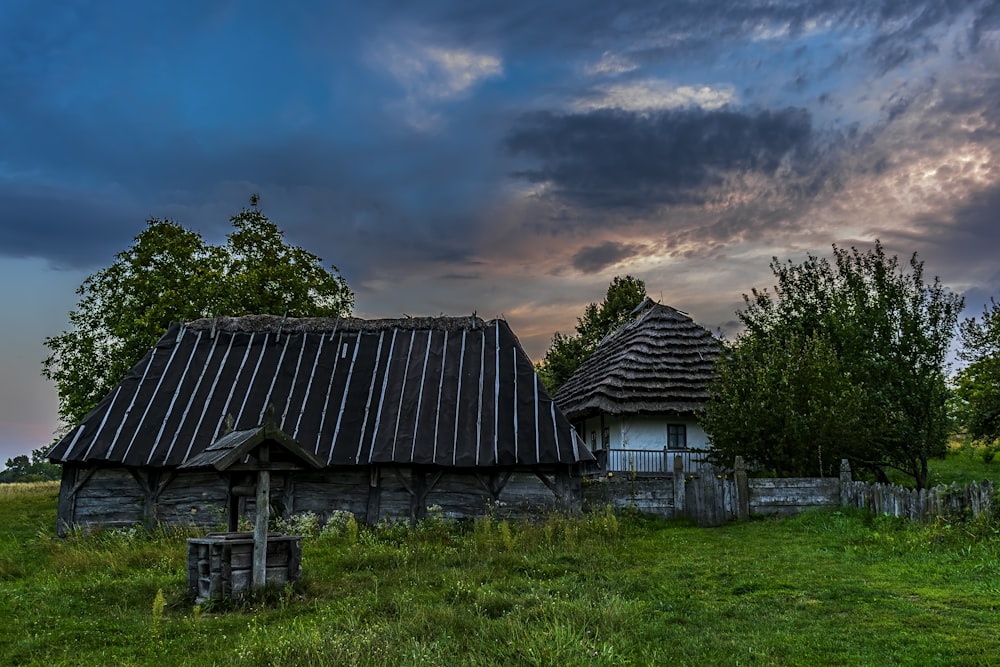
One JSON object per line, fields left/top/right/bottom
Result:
{"left": 180, "top": 421, "right": 322, "bottom": 599}
{"left": 187, "top": 532, "right": 302, "bottom": 604}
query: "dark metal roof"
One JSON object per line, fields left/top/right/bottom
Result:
{"left": 554, "top": 299, "right": 720, "bottom": 420}
{"left": 49, "top": 316, "right": 592, "bottom": 469}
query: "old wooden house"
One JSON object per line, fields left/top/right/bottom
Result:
{"left": 555, "top": 298, "right": 719, "bottom": 474}
{"left": 48, "top": 315, "right": 593, "bottom": 535}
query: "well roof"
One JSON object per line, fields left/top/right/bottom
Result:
{"left": 554, "top": 299, "right": 720, "bottom": 420}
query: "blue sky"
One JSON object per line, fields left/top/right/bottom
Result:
{"left": 3, "top": 1, "right": 1000, "bottom": 462}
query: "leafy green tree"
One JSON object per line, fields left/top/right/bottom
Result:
{"left": 704, "top": 242, "right": 962, "bottom": 488}
{"left": 217, "top": 207, "right": 353, "bottom": 317}
{"left": 703, "top": 332, "right": 868, "bottom": 477}
{"left": 953, "top": 299, "right": 1000, "bottom": 448}
{"left": 536, "top": 275, "right": 647, "bottom": 394}
{"left": 43, "top": 198, "right": 354, "bottom": 426}
{"left": 0, "top": 448, "right": 61, "bottom": 483}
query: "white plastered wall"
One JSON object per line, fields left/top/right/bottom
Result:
{"left": 579, "top": 414, "right": 708, "bottom": 452}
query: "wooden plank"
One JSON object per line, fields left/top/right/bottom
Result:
{"left": 734, "top": 456, "right": 749, "bottom": 521}
{"left": 749, "top": 478, "right": 840, "bottom": 489}
{"left": 253, "top": 467, "right": 270, "bottom": 590}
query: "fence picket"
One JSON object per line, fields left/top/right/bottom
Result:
{"left": 839, "top": 469, "right": 995, "bottom": 523}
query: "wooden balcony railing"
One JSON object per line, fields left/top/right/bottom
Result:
{"left": 596, "top": 447, "right": 709, "bottom": 475}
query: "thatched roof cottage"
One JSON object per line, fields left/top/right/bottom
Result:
{"left": 555, "top": 298, "right": 719, "bottom": 473}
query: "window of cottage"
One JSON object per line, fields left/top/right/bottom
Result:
{"left": 667, "top": 424, "right": 687, "bottom": 449}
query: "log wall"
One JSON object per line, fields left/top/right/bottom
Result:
{"left": 64, "top": 467, "right": 144, "bottom": 532}
{"left": 55, "top": 464, "right": 584, "bottom": 533}
{"left": 157, "top": 471, "right": 228, "bottom": 528}
{"left": 582, "top": 475, "right": 678, "bottom": 518}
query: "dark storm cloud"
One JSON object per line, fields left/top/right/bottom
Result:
{"left": 906, "top": 183, "right": 1000, "bottom": 279}
{"left": 571, "top": 241, "right": 644, "bottom": 273}
{"left": 388, "top": 0, "right": 996, "bottom": 72}
{"left": 0, "top": 102, "right": 495, "bottom": 274}
{"left": 0, "top": 184, "right": 143, "bottom": 268}
{"left": 505, "top": 107, "right": 816, "bottom": 209}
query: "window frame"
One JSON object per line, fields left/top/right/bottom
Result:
{"left": 666, "top": 423, "right": 687, "bottom": 449}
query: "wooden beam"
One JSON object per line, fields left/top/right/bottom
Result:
{"left": 57, "top": 465, "right": 96, "bottom": 536}
{"left": 409, "top": 469, "right": 425, "bottom": 521}
{"left": 556, "top": 468, "right": 582, "bottom": 514}
{"left": 417, "top": 470, "right": 444, "bottom": 520}
{"left": 155, "top": 470, "right": 178, "bottom": 497}
{"left": 535, "top": 472, "right": 559, "bottom": 497}
{"left": 672, "top": 454, "right": 686, "bottom": 515}
{"left": 127, "top": 468, "right": 160, "bottom": 529}
{"left": 223, "top": 462, "right": 313, "bottom": 472}
{"left": 390, "top": 467, "right": 415, "bottom": 496}
{"left": 253, "top": 445, "right": 270, "bottom": 590}
{"left": 475, "top": 471, "right": 512, "bottom": 502}
{"left": 69, "top": 466, "right": 98, "bottom": 497}
{"left": 734, "top": 456, "right": 750, "bottom": 521}
{"left": 393, "top": 468, "right": 445, "bottom": 521}
{"left": 536, "top": 468, "right": 583, "bottom": 514}
{"left": 426, "top": 470, "right": 444, "bottom": 495}
{"left": 366, "top": 466, "right": 381, "bottom": 524}
{"left": 282, "top": 473, "right": 295, "bottom": 518}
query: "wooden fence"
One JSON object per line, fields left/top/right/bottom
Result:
{"left": 841, "top": 475, "right": 996, "bottom": 521}
{"left": 586, "top": 456, "right": 999, "bottom": 527}
{"left": 685, "top": 457, "right": 844, "bottom": 526}
{"left": 728, "top": 458, "right": 997, "bottom": 526}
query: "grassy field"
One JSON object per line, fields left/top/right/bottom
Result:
{"left": 1, "top": 466, "right": 999, "bottom": 666}
{"left": 882, "top": 441, "right": 1000, "bottom": 488}
{"left": 928, "top": 441, "right": 1000, "bottom": 486}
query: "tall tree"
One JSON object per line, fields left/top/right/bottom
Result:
{"left": 703, "top": 242, "right": 962, "bottom": 488}
{"left": 703, "top": 331, "right": 869, "bottom": 478}
{"left": 953, "top": 299, "right": 1000, "bottom": 447}
{"left": 0, "top": 448, "right": 60, "bottom": 483}
{"left": 536, "top": 275, "right": 647, "bottom": 394}
{"left": 43, "top": 199, "right": 354, "bottom": 426}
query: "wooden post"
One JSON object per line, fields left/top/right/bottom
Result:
{"left": 56, "top": 465, "right": 77, "bottom": 537}
{"left": 839, "top": 459, "right": 852, "bottom": 506}
{"left": 253, "top": 444, "right": 270, "bottom": 590}
{"left": 672, "top": 454, "right": 685, "bottom": 515}
{"left": 410, "top": 469, "right": 426, "bottom": 521}
{"left": 734, "top": 456, "right": 750, "bottom": 521}
{"left": 366, "top": 466, "right": 382, "bottom": 524}
{"left": 282, "top": 473, "right": 295, "bottom": 517}
{"left": 556, "top": 467, "right": 583, "bottom": 515}
{"left": 227, "top": 477, "right": 239, "bottom": 532}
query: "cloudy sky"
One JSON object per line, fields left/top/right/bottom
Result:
{"left": 2, "top": 1, "right": 1000, "bottom": 462}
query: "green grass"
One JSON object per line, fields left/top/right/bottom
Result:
{"left": 927, "top": 441, "right": 1000, "bottom": 487}
{"left": 1, "top": 484, "right": 1000, "bottom": 665}
{"left": 883, "top": 442, "right": 1000, "bottom": 488}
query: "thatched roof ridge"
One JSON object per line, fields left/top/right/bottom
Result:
{"left": 186, "top": 314, "right": 485, "bottom": 334}
{"left": 554, "top": 299, "right": 720, "bottom": 420}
